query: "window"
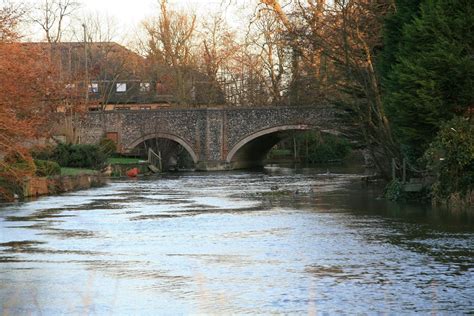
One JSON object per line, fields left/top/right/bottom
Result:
{"left": 140, "top": 82, "right": 151, "bottom": 92}
{"left": 116, "top": 83, "right": 127, "bottom": 92}
{"left": 88, "top": 83, "right": 99, "bottom": 93}
{"left": 116, "top": 106, "right": 130, "bottom": 111}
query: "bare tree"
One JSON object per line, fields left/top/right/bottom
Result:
{"left": 143, "top": 0, "right": 197, "bottom": 105}
{"left": 253, "top": 0, "right": 400, "bottom": 176}
{"left": 31, "top": 0, "right": 80, "bottom": 43}
{"left": 249, "top": 11, "right": 289, "bottom": 105}
{"left": 198, "top": 14, "right": 239, "bottom": 105}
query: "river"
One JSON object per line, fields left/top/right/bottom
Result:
{"left": 1, "top": 166, "right": 473, "bottom": 314}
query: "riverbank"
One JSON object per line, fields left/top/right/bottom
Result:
{"left": 23, "top": 173, "right": 107, "bottom": 198}
{"left": 20, "top": 160, "right": 151, "bottom": 199}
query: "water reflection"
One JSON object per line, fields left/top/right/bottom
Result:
{"left": 0, "top": 166, "right": 473, "bottom": 314}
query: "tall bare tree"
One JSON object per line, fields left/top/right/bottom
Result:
{"left": 143, "top": 0, "right": 197, "bottom": 105}
{"left": 249, "top": 10, "right": 288, "bottom": 105}
{"left": 199, "top": 14, "right": 239, "bottom": 105}
{"left": 255, "top": 0, "right": 400, "bottom": 176}
{"left": 31, "top": 0, "right": 80, "bottom": 43}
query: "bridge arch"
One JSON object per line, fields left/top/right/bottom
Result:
{"left": 226, "top": 124, "right": 313, "bottom": 166}
{"left": 128, "top": 132, "right": 198, "bottom": 164}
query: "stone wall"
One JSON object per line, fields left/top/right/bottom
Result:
{"left": 78, "top": 106, "right": 340, "bottom": 170}
{"left": 24, "top": 174, "right": 107, "bottom": 198}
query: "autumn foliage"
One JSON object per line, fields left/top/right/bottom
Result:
{"left": 0, "top": 42, "right": 61, "bottom": 200}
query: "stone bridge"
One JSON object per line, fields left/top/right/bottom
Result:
{"left": 79, "top": 106, "right": 342, "bottom": 170}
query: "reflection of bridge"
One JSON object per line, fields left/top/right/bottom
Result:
{"left": 79, "top": 106, "right": 341, "bottom": 170}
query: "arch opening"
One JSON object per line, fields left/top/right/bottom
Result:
{"left": 129, "top": 133, "right": 197, "bottom": 171}
{"left": 226, "top": 125, "right": 313, "bottom": 169}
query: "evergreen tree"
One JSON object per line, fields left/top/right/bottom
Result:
{"left": 379, "top": 0, "right": 422, "bottom": 79}
{"left": 384, "top": 0, "right": 474, "bottom": 160}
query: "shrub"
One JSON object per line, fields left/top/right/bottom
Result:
{"left": 384, "top": 179, "right": 403, "bottom": 201}
{"left": 267, "top": 148, "right": 292, "bottom": 159}
{"left": 3, "top": 151, "right": 36, "bottom": 174}
{"left": 70, "top": 144, "right": 106, "bottom": 169}
{"left": 52, "top": 143, "right": 71, "bottom": 167}
{"left": 30, "top": 145, "right": 55, "bottom": 161}
{"left": 0, "top": 151, "right": 36, "bottom": 201}
{"left": 303, "top": 133, "right": 351, "bottom": 163}
{"left": 52, "top": 143, "right": 107, "bottom": 169}
{"left": 34, "top": 160, "right": 61, "bottom": 177}
{"left": 99, "top": 138, "right": 117, "bottom": 156}
{"left": 424, "top": 117, "right": 474, "bottom": 203}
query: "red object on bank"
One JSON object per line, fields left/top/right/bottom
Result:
{"left": 126, "top": 168, "right": 139, "bottom": 178}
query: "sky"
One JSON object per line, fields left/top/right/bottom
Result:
{"left": 15, "top": 0, "right": 251, "bottom": 44}
{"left": 80, "top": 0, "right": 227, "bottom": 28}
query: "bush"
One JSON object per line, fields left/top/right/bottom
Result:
{"left": 52, "top": 143, "right": 107, "bottom": 169}
{"left": 99, "top": 138, "right": 117, "bottom": 156}
{"left": 384, "top": 179, "right": 404, "bottom": 201}
{"left": 267, "top": 148, "right": 292, "bottom": 159}
{"left": 303, "top": 133, "right": 351, "bottom": 163}
{"left": 34, "top": 160, "right": 61, "bottom": 177}
{"left": 30, "top": 145, "right": 55, "bottom": 161}
{"left": 52, "top": 143, "right": 71, "bottom": 167}
{"left": 0, "top": 151, "right": 36, "bottom": 201}
{"left": 3, "top": 151, "right": 36, "bottom": 174}
{"left": 424, "top": 117, "right": 474, "bottom": 203}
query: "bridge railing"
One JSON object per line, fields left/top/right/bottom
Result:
{"left": 148, "top": 148, "right": 162, "bottom": 173}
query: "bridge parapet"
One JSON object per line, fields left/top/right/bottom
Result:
{"left": 78, "top": 106, "right": 341, "bottom": 170}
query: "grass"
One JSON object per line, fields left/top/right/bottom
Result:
{"left": 268, "top": 149, "right": 292, "bottom": 157}
{"left": 60, "top": 167, "right": 98, "bottom": 176}
{"left": 106, "top": 157, "right": 141, "bottom": 165}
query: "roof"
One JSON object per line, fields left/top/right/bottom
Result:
{"left": 17, "top": 42, "right": 145, "bottom": 80}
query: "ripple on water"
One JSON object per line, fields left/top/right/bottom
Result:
{"left": 0, "top": 169, "right": 473, "bottom": 314}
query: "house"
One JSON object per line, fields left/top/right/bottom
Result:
{"left": 20, "top": 42, "right": 224, "bottom": 110}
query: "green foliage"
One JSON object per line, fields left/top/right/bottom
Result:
{"left": 177, "top": 149, "right": 195, "bottom": 169}
{"left": 107, "top": 157, "right": 141, "bottom": 165}
{"left": 298, "top": 132, "right": 351, "bottom": 164}
{"left": 385, "top": 0, "right": 474, "bottom": 157}
{"left": 30, "top": 141, "right": 116, "bottom": 170}
{"left": 385, "top": 179, "right": 404, "bottom": 201}
{"left": 99, "top": 138, "right": 117, "bottom": 157}
{"left": 0, "top": 152, "right": 36, "bottom": 201}
{"left": 267, "top": 149, "right": 292, "bottom": 159}
{"left": 3, "top": 152, "right": 36, "bottom": 174}
{"left": 383, "top": 0, "right": 474, "bottom": 160}
{"left": 34, "top": 160, "right": 61, "bottom": 177}
{"left": 0, "top": 176, "right": 23, "bottom": 201}
{"left": 424, "top": 117, "right": 474, "bottom": 202}
{"left": 379, "top": 0, "right": 422, "bottom": 79}
{"left": 60, "top": 168, "right": 98, "bottom": 176}
{"left": 269, "top": 132, "right": 351, "bottom": 163}
{"left": 30, "top": 145, "right": 55, "bottom": 161}
{"left": 52, "top": 143, "right": 107, "bottom": 169}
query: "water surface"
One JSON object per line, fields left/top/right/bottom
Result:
{"left": 1, "top": 166, "right": 473, "bottom": 314}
